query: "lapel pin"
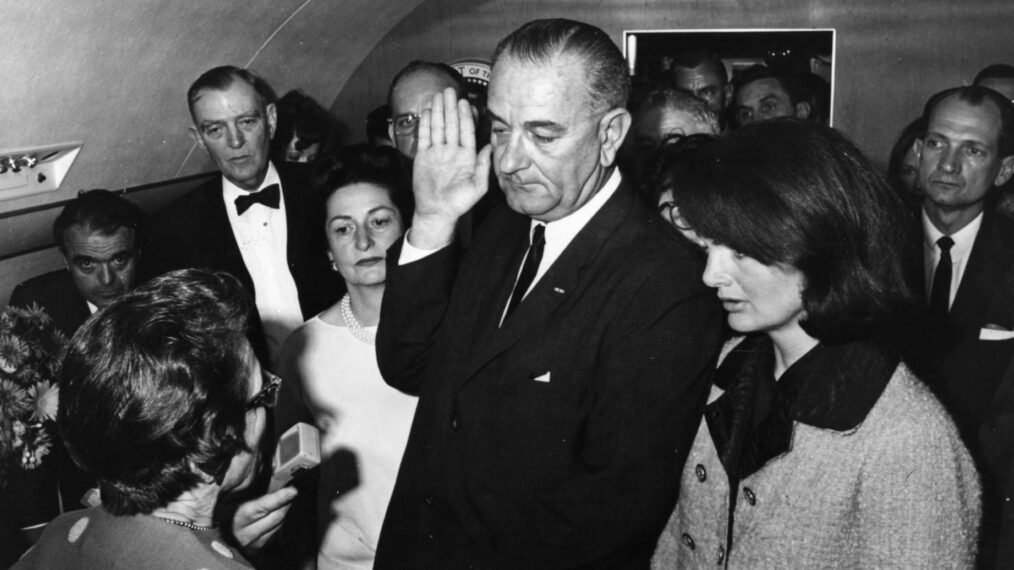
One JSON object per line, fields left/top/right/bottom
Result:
{"left": 553, "top": 287, "right": 565, "bottom": 294}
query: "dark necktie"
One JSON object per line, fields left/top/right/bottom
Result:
{"left": 234, "top": 183, "right": 280, "bottom": 215}
{"left": 504, "top": 224, "right": 546, "bottom": 320}
{"left": 929, "top": 236, "right": 954, "bottom": 316}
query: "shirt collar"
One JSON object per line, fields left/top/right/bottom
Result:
{"left": 922, "top": 207, "right": 982, "bottom": 259}
{"left": 532, "top": 168, "right": 622, "bottom": 243}
{"left": 706, "top": 334, "right": 898, "bottom": 480}
{"left": 221, "top": 161, "right": 281, "bottom": 203}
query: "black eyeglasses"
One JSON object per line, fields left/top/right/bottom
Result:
{"left": 246, "top": 370, "right": 282, "bottom": 411}
{"left": 388, "top": 112, "right": 420, "bottom": 137}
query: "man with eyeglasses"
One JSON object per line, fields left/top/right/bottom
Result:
{"left": 387, "top": 60, "right": 468, "bottom": 159}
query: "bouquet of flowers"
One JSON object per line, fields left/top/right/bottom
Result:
{"left": 0, "top": 303, "right": 66, "bottom": 487}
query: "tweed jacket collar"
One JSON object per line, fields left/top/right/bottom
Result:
{"left": 705, "top": 333, "right": 898, "bottom": 481}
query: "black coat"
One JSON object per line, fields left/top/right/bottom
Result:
{"left": 9, "top": 270, "right": 90, "bottom": 337}
{"left": 375, "top": 181, "right": 723, "bottom": 568}
{"left": 903, "top": 208, "right": 1014, "bottom": 445}
{"left": 6, "top": 270, "right": 94, "bottom": 533}
{"left": 144, "top": 162, "right": 340, "bottom": 360}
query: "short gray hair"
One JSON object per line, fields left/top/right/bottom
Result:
{"left": 491, "top": 18, "right": 629, "bottom": 115}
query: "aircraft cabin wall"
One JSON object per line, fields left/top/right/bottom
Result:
{"left": 1, "top": 0, "right": 1011, "bottom": 306}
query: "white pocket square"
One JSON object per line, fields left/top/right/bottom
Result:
{"left": 980, "top": 327, "right": 1014, "bottom": 341}
{"left": 532, "top": 372, "right": 551, "bottom": 383}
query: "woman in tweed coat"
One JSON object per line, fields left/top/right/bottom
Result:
{"left": 649, "top": 119, "right": 980, "bottom": 569}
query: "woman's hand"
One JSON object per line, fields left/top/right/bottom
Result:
{"left": 231, "top": 486, "right": 298, "bottom": 552}
{"left": 408, "top": 87, "right": 492, "bottom": 250}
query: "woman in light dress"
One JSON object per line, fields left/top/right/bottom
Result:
{"left": 276, "top": 144, "right": 416, "bottom": 569}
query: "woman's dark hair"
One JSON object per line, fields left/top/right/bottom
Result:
{"left": 660, "top": 118, "right": 915, "bottom": 343}
{"left": 271, "top": 89, "right": 342, "bottom": 163}
{"left": 313, "top": 143, "right": 414, "bottom": 221}
{"left": 58, "top": 269, "right": 255, "bottom": 515}
{"left": 887, "top": 116, "right": 926, "bottom": 202}
{"left": 639, "top": 132, "right": 717, "bottom": 203}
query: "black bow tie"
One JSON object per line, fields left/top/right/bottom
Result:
{"left": 234, "top": 184, "right": 280, "bottom": 215}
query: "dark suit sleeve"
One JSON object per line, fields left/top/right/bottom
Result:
{"left": 482, "top": 258, "right": 721, "bottom": 566}
{"left": 8, "top": 281, "right": 35, "bottom": 310}
{"left": 376, "top": 238, "right": 461, "bottom": 396}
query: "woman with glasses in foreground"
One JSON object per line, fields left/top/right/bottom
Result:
{"left": 15, "top": 269, "right": 288, "bottom": 569}
{"left": 649, "top": 120, "right": 980, "bottom": 568}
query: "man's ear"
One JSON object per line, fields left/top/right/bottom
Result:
{"left": 794, "top": 101, "right": 812, "bottom": 120}
{"left": 722, "top": 83, "right": 733, "bottom": 109}
{"left": 266, "top": 102, "right": 278, "bottom": 141}
{"left": 189, "top": 126, "right": 206, "bottom": 149}
{"left": 996, "top": 154, "right": 1014, "bottom": 187}
{"left": 598, "top": 108, "right": 632, "bottom": 167}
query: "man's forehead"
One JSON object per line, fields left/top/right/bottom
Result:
{"left": 488, "top": 54, "right": 588, "bottom": 117}
{"left": 65, "top": 225, "right": 136, "bottom": 253}
{"left": 192, "top": 81, "right": 264, "bottom": 120}
{"left": 738, "top": 78, "right": 787, "bottom": 103}
{"left": 928, "top": 96, "right": 1002, "bottom": 145}
{"left": 391, "top": 71, "right": 457, "bottom": 112}
{"left": 675, "top": 65, "right": 723, "bottom": 87}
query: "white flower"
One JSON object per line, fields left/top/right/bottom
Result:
{"left": 28, "top": 381, "right": 59, "bottom": 422}
{"left": 18, "top": 303, "right": 52, "bottom": 329}
{"left": 0, "top": 379, "right": 29, "bottom": 416}
{"left": 0, "top": 334, "right": 29, "bottom": 374}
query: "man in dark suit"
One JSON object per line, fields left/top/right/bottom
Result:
{"left": 905, "top": 85, "right": 1014, "bottom": 442}
{"left": 9, "top": 189, "right": 144, "bottom": 336}
{"left": 903, "top": 85, "right": 1014, "bottom": 567}
{"left": 145, "top": 66, "right": 337, "bottom": 366}
{"left": 5, "top": 189, "right": 143, "bottom": 554}
{"left": 375, "top": 19, "right": 722, "bottom": 568}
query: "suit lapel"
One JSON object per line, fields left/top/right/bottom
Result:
{"left": 207, "top": 179, "right": 254, "bottom": 291}
{"left": 279, "top": 165, "right": 304, "bottom": 270}
{"left": 951, "top": 210, "right": 1002, "bottom": 323}
{"left": 456, "top": 184, "right": 635, "bottom": 383}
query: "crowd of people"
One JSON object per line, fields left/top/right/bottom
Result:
{"left": 4, "top": 15, "right": 1014, "bottom": 570}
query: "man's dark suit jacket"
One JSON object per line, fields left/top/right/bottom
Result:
{"left": 144, "top": 162, "right": 340, "bottom": 358}
{"left": 375, "top": 181, "right": 723, "bottom": 568}
{"left": 904, "top": 208, "right": 1014, "bottom": 444}
{"left": 903, "top": 207, "right": 1014, "bottom": 566}
{"left": 6, "top": 270, "right": 94, "bottom": 535}
{"left": 8, "top": 270, "right": 89, "bottom": 337}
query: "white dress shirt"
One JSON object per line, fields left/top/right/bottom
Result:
{"left": 922, "top": 208, "right": 982, "bottom": 310}
{"left": 398, "top": 169, "right": 623, "bottom": 323}
{"left": 223, "top": 162, "right": 304, "bottom": 364}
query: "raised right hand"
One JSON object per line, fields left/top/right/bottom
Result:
{"left": 409, "top": 87, "right": 492, "bottom": 250}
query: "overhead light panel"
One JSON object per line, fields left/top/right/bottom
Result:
{"left": 0, "top": 142, "right": 83, "bottom": 201}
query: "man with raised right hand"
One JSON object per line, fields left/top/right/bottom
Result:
{"left": 375, "top": 18, "right": 722, "bottom": 568}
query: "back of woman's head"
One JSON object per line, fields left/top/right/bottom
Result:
{"left": 313, "top": 143, "right": 414, "bottom": 220}
{"left": 663, "top": 118, "right": 915, "bottom": 343}
{"left": 58, "top": 269, "right": 254, "bottom": 515}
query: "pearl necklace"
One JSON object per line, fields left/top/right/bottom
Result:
{"left": 340, "top": 294, "right": 376, "bottom": 345}
{"left": 156, "top": 515, "right": 216, "bottom": 532}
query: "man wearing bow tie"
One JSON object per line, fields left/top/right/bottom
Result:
{"left": 146, "top": 66, "right": 337, "bottom": 366}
